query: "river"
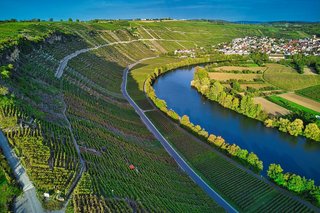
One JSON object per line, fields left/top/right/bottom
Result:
{"left": 153, "top": 66, "right": 320, "bottom": 183}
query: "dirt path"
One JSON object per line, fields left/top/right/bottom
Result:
{"left": 278, "top": 93, "right": 320, "bottom": 113}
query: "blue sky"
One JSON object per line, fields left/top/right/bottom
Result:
{"left": 1, "top": 0, "right": 319, "bottom": 21}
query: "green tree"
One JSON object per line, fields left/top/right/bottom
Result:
{"left": 247, "top": 152, "right": 260, "bottom": 168}
{"left": 264, "top": 118, "right": 275, "bottom": 127}
{"left": 237, "top": 149, "right": 248, "bottom": 160}
{"left": 287, "top": 119, "right": 304, "bottom": 136}
{"left": 278, "top": 118, "right": 290, "bottom": 133}
{"left": 231, "top": 97, "right": 239, "bottom": 110}
{"left": 213, "top": 136, "right": 225, "bottom": 147}
{"left": 207, "top": 134, "right": 216, "bottom": 143}
{"left": 231, "top": 80, "right": 241, "bottom": 91}
{"left": 240, "top": 95, "right": 250, "bottom": 113}
{"left": 180, "top": 115, "right": 190, "bottom": 126}
{"left": 267, "top": 164, "right": 283, "bottom": 180}
{"left": 311, "top": 187, "right": 320, "bottom": 205}
{"left": 227, "top": 144, "right": 240, "bottom": 156}
{"left": 208, "top": 81, "right": 224, "bottom": 101}
{"left": 167, "top": 110, "right": 180, "bottom": 121}
{"left": 304, "top": 123, "right": 320, "bottom": 141}
{"left": 287, "top": 174, "right": 305, "bottom": 193}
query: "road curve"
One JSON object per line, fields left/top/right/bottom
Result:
{"left": 0, "top": 131, "right": 45, "bottom": 213}
{"left": 121, "top": 60, "right": 238, "bottom": 213}
{"left": 55, "top": 38, "right": 191, "bottom": 79}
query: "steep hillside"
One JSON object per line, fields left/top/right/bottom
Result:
{"left": 0, "top": 20, "right": 319, "bottom": 212}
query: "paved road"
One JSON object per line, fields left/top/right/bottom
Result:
{"left": 0, "top": 131, "right": 45, "bottom": 213}
{"left": 121, "top": 60, "right": 238, "bottom": 213}
{"left": 55, "top": 38, "right": 191, "bottom": 79}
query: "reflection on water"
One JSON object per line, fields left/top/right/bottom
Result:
{"left": 153, "top": 66, "right": 320, "bottom": 183}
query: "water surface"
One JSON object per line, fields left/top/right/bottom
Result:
{"left": 153, "top": 66, "right": 320, "bottom": 183}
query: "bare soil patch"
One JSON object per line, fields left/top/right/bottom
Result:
{"left": 303, "top": 67, "right": 317, "bottom": 75}
{"left": 254, "top": 97, "right": 290, "bottom": 116}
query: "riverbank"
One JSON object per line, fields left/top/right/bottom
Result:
{"left": 127, "top": 57, "right": 320, "bottom": 211}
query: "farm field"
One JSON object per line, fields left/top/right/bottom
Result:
{"left": 208, "top": 72, "right": 262, "bottom": 81}
{"left": 205, "top": 65, "right": 277, "bottom": 94}
{"left": 145, "top": 110, "right": 315, "bottom": 212}
{"left": 254, "top": 97, "right": 290, "bottom": 116}
{"left": 278, "top": 93, "right": 320, "bottom": 113}
{"left": 211, "top": 66, "right": 266, "bottom": 72}
{"left": 263, "top": 64, "right": 320, "bottom": 91}
{"left": 267, "top": 95, "right": 320, "bottom": 117}
{"left": 296, "top": 85, "right": 320, "bottom": 102}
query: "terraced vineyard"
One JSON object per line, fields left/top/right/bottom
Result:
{"left": 0, "top": 105, "right": 79, "bottom": 208}
{"left": 146, "top": 110, "right": 316, "bottom": 212}
{"left": 1, "top": 20, "right": 320, "bottom": 212}
{"left": 60, "top": 39, "right": 224, "bottom": 212}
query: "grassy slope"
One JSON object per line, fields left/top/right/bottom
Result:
{"left": 263, "top": 64, "right": 320, "bottom": 91}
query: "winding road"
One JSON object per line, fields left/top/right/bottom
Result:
{"left": 121, "top": 61, "right": 238, "bottom": 213}
{"left": 54, "top": 38, "right": 238, "bottom": 212}
{"left": 55, "top": 38, "right": 190, "bottom": 78}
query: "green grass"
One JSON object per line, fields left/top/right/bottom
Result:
{"left": 267, "top": 95, "right": 320, "bottom": 116}
{"left": 264, "top": 63, "right": 320, "bottom": 91}
{"left": 296, "top": 85, "right": 320, "bottom": 102}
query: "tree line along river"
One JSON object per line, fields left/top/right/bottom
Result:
{"left": 153, "top": 66, "right": 320, "bottom": 184}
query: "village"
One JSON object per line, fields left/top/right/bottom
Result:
{"left": 218, "top": 36, "right": 320, "bottom": 58}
